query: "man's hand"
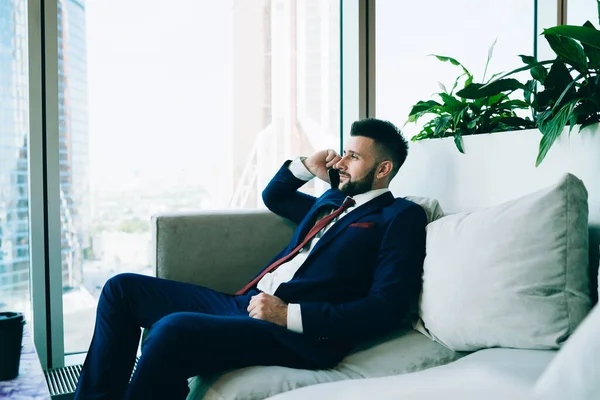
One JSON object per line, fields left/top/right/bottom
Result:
{"left": 302, "top": 149, "right": 342, "bottom": 183}
{"left": 247, "top": 293, "right": 288, "bottom": 327}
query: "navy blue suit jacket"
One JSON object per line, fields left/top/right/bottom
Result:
{"left": 257, "top": 161, "right": 427, "bottom": 366}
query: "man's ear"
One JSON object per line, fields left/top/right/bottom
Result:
{"left": 376, "top": 160, "right": 393, "bottom": 180}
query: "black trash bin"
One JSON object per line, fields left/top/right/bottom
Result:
{"left": 0, "top": 312, "right": 25, "bottom": 381}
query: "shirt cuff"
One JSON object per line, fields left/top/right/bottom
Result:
{"left": 287, "top": 303, "right": 303, "bottom": 334}
{"left": 288, "top": 157, "right": 315, "bottom": 181}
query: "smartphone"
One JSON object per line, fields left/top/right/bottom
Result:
{"left": 328, "top": 168, "right": 340, "bottom": 190}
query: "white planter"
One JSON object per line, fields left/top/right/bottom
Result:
{"left": 392, "top": 124, "right": 600, "bottom": 224}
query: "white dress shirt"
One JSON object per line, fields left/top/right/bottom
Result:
{"left": 257, "top": 157, "right": 390, "bottom": 333}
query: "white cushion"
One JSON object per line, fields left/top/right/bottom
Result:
{"left": 186, "top": 330, "right": 464, "bottom": 400}
{"left": 533, "top": 304, "right": 600, "bottom": 399}
{"left": 265, "top": 348, "right": 556, "bottom": 400}
{"left": 419, "top": 173, "right": 592, "bottom": 351}
{"left": 404, "top": 196, "right": 444, "bottom": 224}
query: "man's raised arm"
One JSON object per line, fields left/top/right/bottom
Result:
{"left": 262, "top": 149, "right": 341, "bottom": 225}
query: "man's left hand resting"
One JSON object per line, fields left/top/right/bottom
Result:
{"left": 247, "top": 292, "right": 288, "bottom": 327}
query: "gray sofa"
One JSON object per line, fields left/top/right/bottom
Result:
{"left": 150, "top": 174, "right": 598, "bottom": 400}
{"left": 151, "top": 210, "right": 467, "bottom": 400}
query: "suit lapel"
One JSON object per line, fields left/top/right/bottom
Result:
{"left": 309, "top": 191, "right": 394, "bottom": 254}
{"left": 293, "top": 190, "right": 346, "bottom": 248}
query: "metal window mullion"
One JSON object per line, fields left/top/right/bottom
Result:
{"left": 27, "top": 0, "right": 49, "bottom": 370}
{"left": 558, "top": 0, "right": 567, "bottom": 25}
{"left": 366, "top": 0, "right": 375, "bottom": 118}
{"left": 43, "top": 0, "right": 65, "bottom": 369}
{"left": 341, "top": 0, "right": 369, "bottom": 149}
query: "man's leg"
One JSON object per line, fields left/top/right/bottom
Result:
{"left": 74, "top": 273, "right": 244, "bottom": 400}
{"left": 124, "top": 312, "right": 317, "bottom": 400}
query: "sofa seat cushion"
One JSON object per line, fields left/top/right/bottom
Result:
{"left": 186, "top": 329, "right": 466, "bottom": 400}
{"left": 265, "top": 348, "right": 557, "bottom": 400}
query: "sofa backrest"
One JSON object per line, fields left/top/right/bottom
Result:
{"left": 391, "top": 128, "right": 600, "bottom": 304}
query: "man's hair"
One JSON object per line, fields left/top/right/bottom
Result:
{"left": 350, "top": 118, "right": 408, "bottom": 180}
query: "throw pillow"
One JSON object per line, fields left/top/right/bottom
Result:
{"left": 404, "top": 196, "right": 444, "bottom": 224}
{"left": 418, "top": 173, "right": 591, "bottom": 351}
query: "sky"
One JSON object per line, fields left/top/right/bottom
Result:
{"left": 85, "top": 0, "right": 233, "bottom": 199}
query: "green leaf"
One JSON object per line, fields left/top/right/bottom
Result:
{"left": 408, "top": 100, "right": 441, "bottom": 114}
{"left": 531, "top": 65, "right": 548, "bottom": 83}
{"left": 433, "top": 116, "right": 452, "bottom": 137}
{"left": 491, "top": 116, "right": 536, "bottom": 129}
{"left": 485, "top": 71, "right": 504, "bottom": 84}
{"left": 438, "top": 92, "right": 464, "bottom": 109}
{"left": 536, "top": 60, "right": 575, "bottom": 109}
{"left": 536, "top": 109, "right": 553, "bottom": 124}
{"left": 520, "top": 55, "right": 537, "bottom": 65}
{"left": 502, "top": 99, "right": 530, "bottom": 108}
{"left": 452, "top": 107, "right": 467, "bottom": 130}
{"left": 491, "top": 99, "right": 531, "bottom": 114}
{"left": 456, "top": 79, "right": 526, "bottom": 99}
{"left": 524, "top": 79, "right": 536, "bottom": 104}
{"left": 519, "top": 54, "right": 548, "bottom": 83}
{"left": 407, "top": 100, "right": 441, "bottom": 121}
{"left": 449, "top": 73, "right": 464, "bottom": 95}
{"left": 464, "top": 73, "right": 474, "bottom": 87}
{"left": 543, "top": 25, "right": 600, "bottom": 50}
{"left": 572, "top": 101, "right": 600, "bottom": 126}
{"left": 545, "top": 34, "right": 588, "bottom": 74}
{"left": 551, "top": 73, "right": 583, "bottom": 113}
{"left": 484, "top": 60, "right": 555, "bottom": 84}
{"left": 487, "top": 93, "right": 507, "bottom": 106}
{"left": 582, "top": 21, "right": 600, "bottom": 69}
{"left": 430, "top": 54, "right": 474, "bottom": 86}
{"left": 536, "top": 100, "right": 578, "bottom": 167}
{"left": 431, "top": 54, "right": 462, "bottom": 66}
{"left": 454, "top": 133, "right": 465, "bottom": 153}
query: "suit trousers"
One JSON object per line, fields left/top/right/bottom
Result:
{"left": 73, "top": 273, "right": 317, "bottom": 400}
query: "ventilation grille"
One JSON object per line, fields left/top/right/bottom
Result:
{"left": 45, "top": 357, "right": 139, "bottom": 399}
{"left": 44, "top": 364, "right": 81, "bottom": 398}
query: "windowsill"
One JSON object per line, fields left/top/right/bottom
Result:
{"left": 65, "top": 352, "right": 87, "bottom": 366}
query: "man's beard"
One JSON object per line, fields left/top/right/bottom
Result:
{"left": 339, "top": 165, "right": 377, "bottom": 197}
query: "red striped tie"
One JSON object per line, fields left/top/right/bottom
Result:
{"left": 235, "top": 197, "right": 356, "bottom": 295}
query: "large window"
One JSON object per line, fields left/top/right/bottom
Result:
{"left": 375, "top": 0, "right": 535, "bottom": 137}
{"left": 58, "top": 0, "right": 341, "bottom": 354}
{"left": 568, "top": 0, "right": 599, "bottom": 26}
{"left": 0, "top": 0, "right": 30, "bottom": 318}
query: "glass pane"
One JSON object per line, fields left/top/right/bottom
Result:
{"left": 375, "top": 0, "right": 535, "bottom": 137}
{"left": 537, "top": 0, "right": 559, "bottom": 60}
{"left": 0, "top": 0, "right": 31, "bottom": 317}
{"left": 60, "top": 0, "right": 341, "bottom": 354}
{"left": 567, "top": 0, "right": 599, "bottom": 27}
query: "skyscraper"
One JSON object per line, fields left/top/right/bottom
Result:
{"left": 57, "top": 0, "right": 91, "bottom": 289}
{"left": 230, "top": 0, "right": 340, "bottom": 208}
{"left": 0, "top": 0, "right": 90, "bottom": 308}
{"left": 0, "top": 0, "right": 30, "bottom": 307}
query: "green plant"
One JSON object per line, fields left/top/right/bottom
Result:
{"left": 406, "top": 41, "right": 535, "bottom": 153}
{"left": 475, "top": 1, "right": 600, "bottom": 166}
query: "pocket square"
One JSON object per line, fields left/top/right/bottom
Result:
{"left": 349, "top": 222, "right": 376, "bottom": 228}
